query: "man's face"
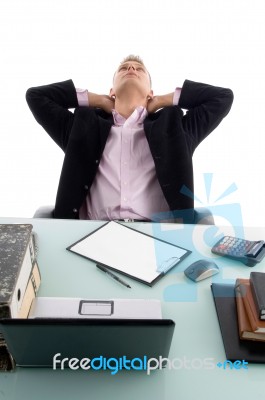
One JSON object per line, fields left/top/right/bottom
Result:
{"left": 110, "top": 61, "right": 153, "bottom": 99}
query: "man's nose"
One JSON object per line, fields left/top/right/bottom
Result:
{"left": 127, "top": 65, "right": 136, "bottom": 71}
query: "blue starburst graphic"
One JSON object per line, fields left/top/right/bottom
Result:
{"left": 151, "top": 173, "right": 244, "bottom": 302}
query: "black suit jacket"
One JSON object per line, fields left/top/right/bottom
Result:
{"left": 26, "top": 79, "right": 233, "bottom": 220}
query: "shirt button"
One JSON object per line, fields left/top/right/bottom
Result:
{"left": 73, "top": 208, "right": 78, "bottom": 213}
{"left": 95, "top": 160, "right": 99, "bottom": 164}
{"left": 84, "top": 185, "right": 89, "bottom": 190}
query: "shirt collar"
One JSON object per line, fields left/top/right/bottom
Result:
{"left": 112, "top": 106, "right": 147, "bottom": 127}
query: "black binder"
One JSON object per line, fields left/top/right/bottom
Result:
{"left": 0, "top": 318, "right": 175, "bottom": 367}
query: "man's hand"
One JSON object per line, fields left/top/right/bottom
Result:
{"left": 99, "top": 95, "right": 115, "bottom": 113}
{"left": 88, "top": 92, "right": 115, "bottom": 113}
{"left": 147, "top": 93, "right": 174, "bottom": 114}
{"left": 146, "top": 96, "right": 161, "bottom": 114}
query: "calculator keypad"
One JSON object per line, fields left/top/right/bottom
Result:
{"left": 212, "top": 236, "right": 252, "bottom": 257}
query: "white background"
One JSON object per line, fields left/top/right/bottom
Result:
{"left": 1, "top": 0, "right": 264, "bottom": 226}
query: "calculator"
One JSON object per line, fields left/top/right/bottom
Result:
{"left": 211, "top": 236, "right": 265, "bottom": 266}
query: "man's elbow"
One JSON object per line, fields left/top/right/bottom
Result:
{"left": 226, "top": 88, "right": 234, "bottom": 105}
{"left": 25, "top": 87, "right": 35, "bottom": 108}
{"left": 221, "top": 88, "right": 234, "bottom": 116}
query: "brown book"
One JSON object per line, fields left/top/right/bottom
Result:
{"left": 235, "top": 281, "right": 265, "bottom": 341}
{"left": 236, "top": 278, "right": 265, "bottom": 333}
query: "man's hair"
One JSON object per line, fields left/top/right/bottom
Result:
{"left": 120, "top": 54, "right": 145, "bottom": 65}
{"left": 116, "top": 54, "right": 152, "bottom": 87}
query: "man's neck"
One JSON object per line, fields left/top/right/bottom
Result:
{"left": 114, "top": 92, "right": 148, "bottom": 119}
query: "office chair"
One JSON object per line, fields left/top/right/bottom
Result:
{"left": 33, "top": 206, "right": 214, "bottom": 225}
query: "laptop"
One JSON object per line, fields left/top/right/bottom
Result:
{"left": 0, "top": 317, "right": 175, "bottom": 368}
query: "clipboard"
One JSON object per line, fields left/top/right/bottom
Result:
{"left": 67, "top": 221, "right": 191, "bottom": 286}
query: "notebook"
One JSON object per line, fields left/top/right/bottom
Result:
{"left": 0, "top": 318, "right": 175, "bottom": 368}
{"left": 211, "top": 283, "right": 265, "bottom": 362}
{"left": 67, "top": 221, "right": 191, "bottom": 286}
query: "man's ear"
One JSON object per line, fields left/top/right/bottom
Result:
{"left": 147, "top": 90, "right": 154, "bottom": 100}
{"left": 109, "top": 88, "right": 115, "bottom": 98}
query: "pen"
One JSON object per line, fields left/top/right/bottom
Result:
{"left": 96, "top": 264, "right": 131, "bottom": 289}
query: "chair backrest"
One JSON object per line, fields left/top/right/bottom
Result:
{"left": 33, "top": 205, "right": 214, "bottom": 225}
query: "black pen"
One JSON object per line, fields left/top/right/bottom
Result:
{"left": 96, "top": 264, "right": 131, "bottom": 288}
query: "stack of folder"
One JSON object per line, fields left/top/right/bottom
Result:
{"left": 211, "top": 272, "right": 265, "bottom": 362}
{"left": 235, "top": 273, "right": 265, "bottom": 342}
{"left": 0, "top": 224, "right": 41, "bottom": 371}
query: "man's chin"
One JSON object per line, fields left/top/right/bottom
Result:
{"left": 115, "top": 81, "right": 150, "bottom": 99}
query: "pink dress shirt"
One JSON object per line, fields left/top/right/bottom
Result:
{"left": 77, "top": 88, "right": 181, "bottom": 221}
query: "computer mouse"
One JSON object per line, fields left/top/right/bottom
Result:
{"left": 184, "top": 259, "right": 219, "bottom": 282}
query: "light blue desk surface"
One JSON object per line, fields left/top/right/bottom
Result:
{"left": 1, "top": 217, "right": 265, "bottom": 400}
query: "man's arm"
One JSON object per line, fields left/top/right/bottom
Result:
{"left": 179, "top": 80, "right": 234, "bottom": 146}
{"left": 87, "top": 92, "right": 115, "bottom": 113}
{"left": 146, "top": 81, "right": 233, "bottom": 146}
{"left": 76, "top": 89, "right": 115, "bottom": 113}
{"left": 26, "top": 80, "right": 78, "bottom": 150}
{"left": 147, "top": 93, "right": 174, "bottom": 114}
{"left": 147, "top": 88, "right": 182, "bottom": 113}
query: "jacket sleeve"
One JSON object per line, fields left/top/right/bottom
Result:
{"left": 178, "top": 80, "right": 234, "bottom": 147}
{"left": 26, "top": 80, "right": 79, "bottom": 150}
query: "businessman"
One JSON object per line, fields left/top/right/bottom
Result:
{"left": 26, "top": 55, "right": 233, "bottom": 222}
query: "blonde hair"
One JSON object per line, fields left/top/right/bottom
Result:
{"left": 120, "top": 54, "right": 145, "bottom": 65}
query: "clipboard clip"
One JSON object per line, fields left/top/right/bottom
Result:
{"left": 156, "top": 257, "right": 180, "bottom": 273}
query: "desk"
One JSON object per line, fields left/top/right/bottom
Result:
{"left": 1, "top": 217, "right": 265, "bottom": 400}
